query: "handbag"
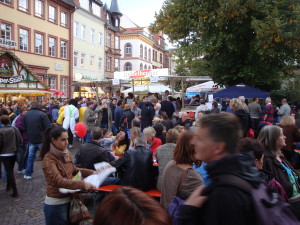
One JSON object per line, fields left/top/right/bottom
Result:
{"left": 167, "top": 168, "right": 191, "bottom": 225}
{"left": 69, "top": 195, "right": 90, "bottom": 223}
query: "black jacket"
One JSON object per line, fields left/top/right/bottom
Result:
{"left": 263, "top": 152, "right": 300, "bottom": 198}
{"left": 119, "top": 109, "right": 135, "bottom": 130}
{"left": 234, "top": 109, "right": 254, "bottom": 137}
{"left": 141, "top": 102, "right": 155, "bottom": 130}
{"left": 160, "top": 100, "right": 175, "bottom": 118}
{"left": 115, "top": 145, "right": 155, "bottom": 191}
{"left": 23, "top": 107, "right": 51, "bottom": 144}
{"left": 176, "top": 118, "right": 193, "bottom": 130}
{"left": 78, "top": 141, "right": 109, "bottom": 170}
{"left": 180, "top": 153, "right": 261, "bottom": 225}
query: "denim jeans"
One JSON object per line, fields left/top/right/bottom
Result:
{"left": 101, "top": 176, "right": 121, "bottom": 186}
{"left": 111, "top": 123, "right": 117, "bottom": 136}
{"left": 25, "top": 143, "right": 42, "bottom": 177}
{"left": 44, "top": 202, "right": 70, "bottom": 225}
{"left": 18, "top": 143, "right": 28, "bottom": 171}
{"left": 84, "top": 131, "right": 92, "bottom": 144}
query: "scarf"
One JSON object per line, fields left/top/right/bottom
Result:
{"left": 49, "top": 143, "right": 71, "bottom": 163}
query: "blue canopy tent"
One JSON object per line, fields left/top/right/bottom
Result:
{"left": 213, "top": 83, "right": 269, "bottom": 99}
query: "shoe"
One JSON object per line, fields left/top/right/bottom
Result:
{"left": 24, "top": 175, "right": 32, "bottom": 180}
{"left": 68, "top": 144, "right": 74, "bottom": 149}
{"left": 17, "top": 170, "right": 25, "bottom": 174}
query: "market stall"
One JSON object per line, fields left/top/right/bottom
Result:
{"left": 0, "top": 50, "right": 50, "bottom": 104}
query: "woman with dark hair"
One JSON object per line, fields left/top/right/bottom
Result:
{"left": 112, "top": 131, "right": 130, "bottom": 156}
{"left": 160, "top": 130, "right": 203, "bottom": 209}
{"left": 161, "top": 111, "right": 173, "bottom": 131}
{"left": 0, "top": 115, "right": 23, "bottom": 197}
{"left": 119, "top": 104, "right": 135, "bottom": 130}
{"left": 94, "top": 186, "right": 171, "bottom": 225}
{"left": 153, "top": 123, "right": 166, "bottom": 144}
{"left": 41, "top": 126, "right": 96, "bottom": 225}
{"left": 258, "top": 125, "right": 300, "bottom": 199}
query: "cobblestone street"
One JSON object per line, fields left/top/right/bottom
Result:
{"left": 0, "top": 141, "right": 94, "bottom": 225}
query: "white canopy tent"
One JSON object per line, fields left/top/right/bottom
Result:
{"left": 186, "top": 81, "right": 219, "bottom": 92}
{"left": 122, "top": 83, "right": 171, "bottom": 95}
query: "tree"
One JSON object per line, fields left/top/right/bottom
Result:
{"left": 151, "top": 0, "right": 300, "bottom": 91}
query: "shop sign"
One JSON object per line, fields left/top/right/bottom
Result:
{"left": 112, "top": 79, "right": 120, "bottom": 85}
{"left": 0, "top": 75, "right": 23, "bottom": 84}
{"left": 114, "top": 68, "right": 169, "bottom": 79}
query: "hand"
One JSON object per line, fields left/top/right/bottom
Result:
{"left": 184, "top": 185, "right": 208, "bottom": 208}
{"left": 83, "top": 182, "right": 96, "bottom": 190}
{"left": 93, "top": 171, "right": 98, "bottom": 175}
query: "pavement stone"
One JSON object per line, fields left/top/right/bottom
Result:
{"left": 0, "top": 139, "right": 94, "bottom": 225}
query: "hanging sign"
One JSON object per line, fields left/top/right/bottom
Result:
{"left": 112, "top": 79, "right": 120, "bottom": 85}
{"left": 150, "top": 77, "right": 159, "bottom": 83}
{"left": 0, "top": 75, "right": 23, "bottom": 84}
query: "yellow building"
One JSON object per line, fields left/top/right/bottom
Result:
{"left": 0, "top": 0, "right": 75, "bottom": 98}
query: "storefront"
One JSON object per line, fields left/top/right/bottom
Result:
{"left": 0, "top": 50, "right": 50, "bottom": 104}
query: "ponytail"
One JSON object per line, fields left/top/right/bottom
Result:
{"left": 40, "top": 126, "right": 67, "bottom": 160}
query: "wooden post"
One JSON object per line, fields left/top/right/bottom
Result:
{"left": 95, "top": 86, "right": 99, "bottom": 103}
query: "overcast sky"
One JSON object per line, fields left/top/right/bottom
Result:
{"left": 107, "top": 0, "right": 165, "bottom": 27}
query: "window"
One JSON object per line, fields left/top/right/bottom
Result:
{"left": 61, "top": 40, "right": 67, "bottom": 59}
{"left": 140, "top": 44, "right": 143, "bottom": 58}
{"left": 160, "top": 53, "right": 163, "bottom": 63}
{"left": 19, "top": 0, "right": 28, "bottom": 12}
{"left": 98, "top": 32, "right": 102, "bottom": 45}
{"left": 35, "top": 0, "right": 44, "bottom": 17}
{"left": 79, "top": 0, "right": 89, "bottom": 10}
{"left": 115, "top": 36, "right": 119, "bottom": 49}
{"left": 125, "top": 62, "right": 132, "bottom": 71}
{"left": 61, "top": 11, "right": 67, "bottom": 27}
{"left": 80, "top": 53, "right": 85, "bottom": 68}
{"left": 19, "top": 29, "right": 29, "bottom": 51}
{"left": 148, "top": 49, "right": 151, "bottom": 61}
{"left": 1, "top": 24, "right": 12, "bottom": 40}
{"left": 144, "top": 65, "right": 147, "bottom": 70}
{"left": 35, "top": 33, "right": 43, "bottom": 54}
{"left": 74, "top": 51, "right": 78, "bottom": 67}
{"left": 49, "top": 5, "right": 56, "bottom": 23}
{"left": 90, "top": 55, "right": 94, "bottom": 70}
{"left": 81, "top": 25, "right": 86, "bottom": 39}
{"left": 49, "top": 76, "right": 56, "bottom": 97}
{"left": 98, "top": 57, "right": 102, "bottom": 71}
{"left": 107, "top": 33, "right": 111, "bottom": 47}
{"left": 49, "top": 37, "right": 56, "bottom": 57}
{"left": 153, "top": 50, "right": 155, "bottom": 61}
{"left": 60, "top": 78, "right": 67, "bottom": 98}
{"left": 74, "top": 22, "right": 80, "bottom": 38}
{"left": 107, "top": 57, "right": 111, "bottom": 71}
{"left": 0, "top": 0, "right": 11, "bottom": 6}
{"left": 91, "top": 29, "right": 95, "bottom": 43}
{"left": 125, "top": 43, "right": 132, "bottom": 54}
{"left": 115, "top": 59, "right": 119, "bottom": 71}
{"left": 144, "top": 46, "right": 147, "bottom": 60}
{"left": 140, "top": 63, "right": 143, "bottom": 70}
{"left": 92, "top": 2, "right": 101, "bottom": 17}
{"left": 148, "top": 66, "right": 151, "bottom": 69}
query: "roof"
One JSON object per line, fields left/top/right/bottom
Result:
{"left": 213, "top": 83, "right": 269, "bottom": 99}
{"left": 110, "top": 0, "right": 122, "bottom": 15}
{"left": 61, "top": 0, "right": 76, "bottom": 7}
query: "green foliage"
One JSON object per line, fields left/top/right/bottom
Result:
{"left": 151, "top": 0, "right": 300, "bottom": 91}
{"left": 270, "top": 88, "right": 300, "bottom": 106}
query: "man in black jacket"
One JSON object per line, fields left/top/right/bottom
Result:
{"left": 23, "top": 101, "right": 51, "bottom": 180}
{"left": 180, "top": 113, "right": 261, "bottom": 225}
{"left": 160, "top": 96, "right": 175, "bottom": 119}
{"left": 141, "top": 97, "right": 156, "bottom": 130}
{"left": 78, "top": 127, "right": 120, "bottom": 186}
{"left": 115, "top": 137, "right": 155, "bottom": 191}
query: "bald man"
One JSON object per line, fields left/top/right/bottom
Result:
{"left": 176, "top": 112, "right": 193, "bottom": 130}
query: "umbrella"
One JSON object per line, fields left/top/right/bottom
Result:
{"left": 50, "top": 88, "right": 64, "bottom": 95}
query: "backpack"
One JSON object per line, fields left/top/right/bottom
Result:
{"left": 205, "top": 175, "right": 300, "bottom": 225}
{"left": 167, "top": 168, "right": 191, "bottom": 225}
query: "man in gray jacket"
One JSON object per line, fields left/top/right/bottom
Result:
{"left": 277, "top": 98, "right": 291, "bottom": 122}
{"left": 248, "top": 97, "right": 262, "bottom": 129}
{"left": 83, "top": 101, "right": 99, "bottom": 143}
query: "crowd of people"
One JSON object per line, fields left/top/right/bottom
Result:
{"left": 1, "top": 91, "right": 300, "bottom": 225}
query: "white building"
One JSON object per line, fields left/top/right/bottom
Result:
{"left": 73, "top": 0, "right": 105, "bottom": 82}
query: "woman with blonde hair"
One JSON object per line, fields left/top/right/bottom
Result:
{"left": 279, "top": 115, "right": 300, "bottom": 163}
{"left": 258, "top": 125, "right": 300, "bottom": 198}
{"left": 129, "top": 127, "right": 142, "bottom": 148}
{"left": 230, "top": 98, "right": 253, "bottom": 137}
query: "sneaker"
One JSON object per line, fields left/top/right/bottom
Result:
{"left": 24, "top": 175, "right": 32, "bottom": 180}
{"left": 17, "top": 170, "right": 25, "bottom": 174}
{"left": 68, "top": 144, "right": 74, "bottom": 149}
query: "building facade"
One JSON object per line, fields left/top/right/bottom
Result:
{"left": 102, "top": 0, "right": 122, "bottom": 79}
{"left": 0, "top": 0, "right": 75, "bottom": 98}
{"left": 73, "top": 0, "right": 106, "bottom": 83}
